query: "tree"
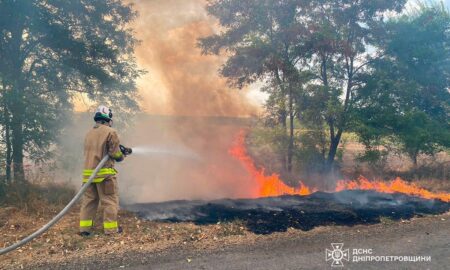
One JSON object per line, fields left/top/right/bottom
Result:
{"left": 353, "top": 3, "right": 450, "bottom": 167}
{"left": 0, "top": 0, "right": 142, "bottom": 182}
{"left": 199, "top": 0, "right": 313, "bottom": 172}
{"left": 298, "top": 0, "right": 406, "bottom": 170}
{"left": 201, "top": 0, "right": 407, "bottom": 172}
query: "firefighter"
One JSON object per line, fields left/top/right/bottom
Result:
{"left": 79, "top": 105, "right": 127, "bottom": 236}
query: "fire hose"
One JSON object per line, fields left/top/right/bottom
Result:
{"left": 0, "top": 155, "right": 111, "bottom": 255}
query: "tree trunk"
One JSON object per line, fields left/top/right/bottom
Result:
{"left": 9, "top": 73, "right": 26, "bottom": 182}
{"left": 280, "top": 109, "right": 288, "bottom": 171}
{"left": 287, "top": 87, "right": 294, "bottom": 172}
{"left": 412, "top": 152, "right": 418, "bottom": 169}
{"left": 8, "top": 21, "right": 26, "bottom": 182}
{"left": 274, "top": 68, "right": 291, "bottom": 172}
{"left": 11, "top": 108, "right": 24, "bottom": 182}
{"left": 5, "top": 109, "right": 12, "bottom": 184}
{"left": 327, "top": 137, "right": 339, "bottom": 166}
{"left": 1, "top": 84, "right": 12, "bottom": 184}
{"left": 327, "top": 131, "right": 342, "bottom": 171}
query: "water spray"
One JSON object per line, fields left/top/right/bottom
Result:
{"left": 131, "top": 145, "right": 200, "bottom": 160}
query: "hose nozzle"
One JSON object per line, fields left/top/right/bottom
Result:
{"left": 120, "top": 144, "right": 132, "bottom": 156}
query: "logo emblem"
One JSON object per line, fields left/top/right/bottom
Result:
{"left": 326, "top": 243, "right": 350, "bottom": 267}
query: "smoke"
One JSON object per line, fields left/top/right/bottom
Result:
{"left": 56, "top": 1, "right": 262, "bottom": 203}
{"left": 119, "top": 115, "right": 257, "bottom": 203}
{"left": 113, "top": 0, "right": 261, "bottom": 203}
{"left": 131, "top": 0, "right": 259, "bottom": 117}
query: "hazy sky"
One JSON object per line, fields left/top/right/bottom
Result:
{"left": 410, "top": 0, "right": 450, "bottom": 8}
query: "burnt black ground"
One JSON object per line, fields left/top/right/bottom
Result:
{"left": 124, "top": 190, "right": 450, "bottom": 234}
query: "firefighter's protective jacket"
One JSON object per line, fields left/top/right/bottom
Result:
{"left": 82, "top": 123, "right": 124, "bottom": 183}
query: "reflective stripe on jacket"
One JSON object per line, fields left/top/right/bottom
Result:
{"left": 82, "top": 123, "right": 123, "bottom": 183}
{"left": 82, "top": 168, "right": 117, "bottom": 183}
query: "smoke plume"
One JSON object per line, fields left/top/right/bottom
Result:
{"left": 132, "top": 0, "right": 257, "bottom": 117}
{"left": 114, "top": 0, "right": 260, "bottom": 203}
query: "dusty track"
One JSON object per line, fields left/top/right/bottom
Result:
{"left": 31, "top": 212, "right": 450, "bottom": 270}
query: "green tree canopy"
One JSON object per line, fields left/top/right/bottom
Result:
{"left": 0, "top": 0, "right": 142, "bottom": 181}
{"left": 353, "top": 3, "right": 450, "bottom": 165}
{"left": 201, "top": 0, "right": 407, "bottom": 172}
{"left": 199, "top": 0, "right": 314, "bottom": 172}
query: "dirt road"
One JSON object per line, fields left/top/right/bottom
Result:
{"left": 33, "top": 213, "right": 449, "bottom": 270}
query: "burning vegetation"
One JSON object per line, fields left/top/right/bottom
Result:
{"left": 229, "top": 131, "right": 314, "bottom": 198}
{"left": 229, "top": 130, "right": 450, "bottom": 203}
{"left": 124, "top": 130, "right": 450, "bottom": 235}
{"left": 335, "top": 178, "right": 450, "bottom": 203}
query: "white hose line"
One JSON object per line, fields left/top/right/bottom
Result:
{"left": 0, "top": 155, "right": 110, "bottom": 255}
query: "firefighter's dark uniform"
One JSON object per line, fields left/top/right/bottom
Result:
{"left": 79, "top": 123, "right": 124, "bottom": 234}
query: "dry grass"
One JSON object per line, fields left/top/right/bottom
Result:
{"left": 412, "top": 179, "right": 450, "bottom": 193}
{"left": 341, "top": 144, "right": 450, "bottom": 192}
{"left": 0, "top": 182, "right": 75, "bottom": 213}
{"left": 1, "top": 178, "right": 449, "bottom": 269}
{"left": 0, "top": 205, "right": 250, "bottom": 269}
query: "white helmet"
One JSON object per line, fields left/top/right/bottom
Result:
{"left": 93, "top": 105, "right": 113, "bottom": 122}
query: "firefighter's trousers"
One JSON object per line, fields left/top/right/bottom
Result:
{"left": 79, "top": 176, "right": 119, "bottom": 234}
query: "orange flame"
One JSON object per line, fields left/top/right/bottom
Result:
{"left": 229, "top": 131, "right": 313, "bottom": 198}
{"left": 336, "top": 177, "right": 450, "bottom": 202}
{"left": 229, "top": 131, "right": 450, "bottom": 202}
